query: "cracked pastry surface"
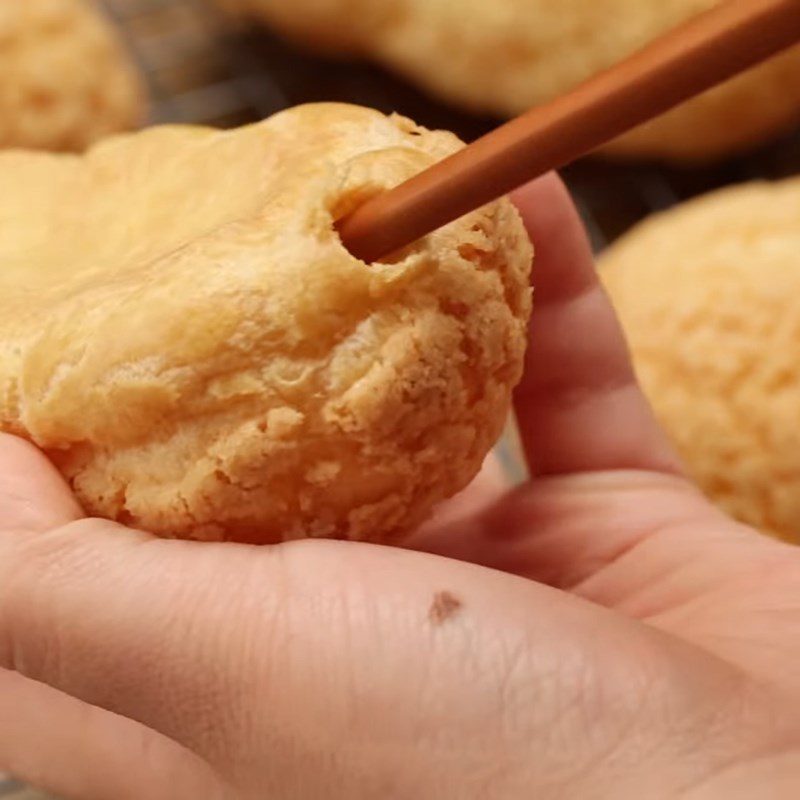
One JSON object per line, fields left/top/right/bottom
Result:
{"left": 222, "top": 0, "right": 800, "bottom": 162}
{"left": 0, "top": 103, "right": 532, "bottom": 543}
{"left": 0, "top": 0, "right": 145, "bottom": 151}
{"left": 600, "top": 178, "right": 800, "bottom": 541}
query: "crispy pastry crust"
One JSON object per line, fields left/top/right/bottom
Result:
{"left": 0, "top": 103, "right": 532, "bottom": 543}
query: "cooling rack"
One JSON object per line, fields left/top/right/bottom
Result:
{"left": 1, "top": 2, "right": 798, "bottom": 794}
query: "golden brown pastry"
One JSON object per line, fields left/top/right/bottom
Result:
{"left": 600, "top": 177, "right": 800, "bottom": 541}
{"left": 0, "top": 103, "right": 532, "bottom": 543}
{"left": 222, "top": 0, "right": 800, "bottom": 162}
{"left": 0, "top": 0, "right": 145, "bottom": 151}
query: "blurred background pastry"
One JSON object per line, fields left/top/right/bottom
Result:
{"left": 0, "top": 0, "right": 145, "bottom": 151}
{"left": 601, "top": 177, "right": 800, "bottom": 541}
{"left": 218, "top": 0, "right": 800, "bottom": 162}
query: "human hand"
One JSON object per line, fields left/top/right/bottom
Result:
{"left": 2, "top": 174, "right": 800, "bottom": 800}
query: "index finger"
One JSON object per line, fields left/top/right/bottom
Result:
{"left": 510, "top": 174, "right": 680, "bottom": 477}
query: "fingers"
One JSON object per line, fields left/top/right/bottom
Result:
{"left": 407, "top": 464, "right": 786, "bottom": 618}
{"left": 0, "top": 669, "right": 226, "bottom": 800}
{"left": 0, "top": 434, "right": 84, "bottom": 533}
{"left": 0, "top": 519, "right": 733, "bottom": 797}
{"left": 0, "top": 521, "right": 264, "bottom": 783}
{"left": 510, "top": 175, "right": 681, "bottom": 477}
{"left": 0, "top": 520, "right": 762, "bottom": 798}
{"left": 410, "top": 469, "right": 710, "bottom": 586}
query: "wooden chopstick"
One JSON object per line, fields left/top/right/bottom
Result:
{"left": 337, "top": 0, "right": 800, "bottom": 263}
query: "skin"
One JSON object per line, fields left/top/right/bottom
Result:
{"left": 2, "top": 174, "right": 800, "bottom": 799}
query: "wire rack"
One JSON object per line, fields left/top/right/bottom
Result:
{"left": 1, "top": 2, "right": 798, "bottom": 795}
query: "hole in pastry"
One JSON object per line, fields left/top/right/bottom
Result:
{"left": 331, "top": 187, "right": 411, "bottom": 266}
{"left": 333, "top": 214, "right": 415, "bottom": 266}
{"left": 330, "top": 183, "right": 381, "bottom": 227}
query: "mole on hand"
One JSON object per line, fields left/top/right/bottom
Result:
{"left": 429, "top": 591, "right": 463, "bottom": 626}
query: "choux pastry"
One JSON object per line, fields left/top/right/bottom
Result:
{"left": 600, "top": 177, "right": 800, "bottom": 541}
{"left": 221, "top": 0, "right": 800, "bottom": 162}
{"left": 1, "top": 0, "right": 145, "bottom": 151}
{"left": 0, "top": 103, "right": 532, "bottom": 543}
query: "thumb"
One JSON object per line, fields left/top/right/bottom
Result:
{"left": 0, "top": 434, "right": 84, "bottom": 533}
